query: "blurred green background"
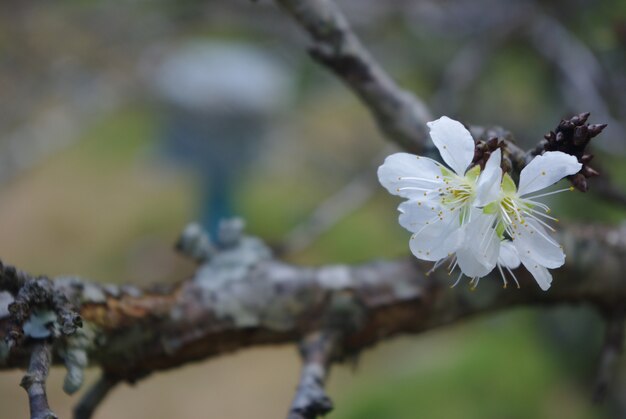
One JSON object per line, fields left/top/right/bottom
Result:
{"left": 1, "top": 0, "right": 626, "bottom": 418}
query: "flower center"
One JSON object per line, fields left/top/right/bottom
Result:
{"left": 440, "top": 175, "right": 474, "bottom": 209}
{"left": 500, "top": 196, "right": 523, "bottom": 223}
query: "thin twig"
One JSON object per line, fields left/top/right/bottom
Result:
{"left": 74, "top": 374, "right": 120, "bottom": 419}
{"left": 288, "top": 331, "right": 339, "bottom": 419}
{"left": 20, "top": 341, "right": 57, "bottom": 419}
{"left": 527, "top": 12, "right": 625, "bottom": 153}
{"left": 275, "top": 0, "right": 433, "bottom": 154}
{"left": 280, "top": 150, "right": 391, "bottom": 255}
{"left": 432, "top": 24, "right": 519, "bottom": 114}
{"left": 281, "top": 170, "right": 375, "bottom": 255}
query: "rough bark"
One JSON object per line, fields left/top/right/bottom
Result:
{"left": 1, "top": 223, "right": 625, "bottom": 380}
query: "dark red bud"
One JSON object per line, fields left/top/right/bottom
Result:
{"left": 582, "top": 166, "right": 600, "bottom": 177}
{"left": 572, "top": 112, "right": 591, "bottom": 126}
{"left": 570, "top": 173, "right": 588, "bottom": 192}
{"left": 556, "top": 132, "right": 565, "bottom": 142}
{"left": 573, "top": 125, "right": 589, "bottom": 146}
{"left": 559, "top": 120, "right": 575, "bottom": 131}
{"left": 581, "top": 154, "right": 594, "bottom": 163}
{"left": 588, "top": 123, "right": 608, "bottom": 138}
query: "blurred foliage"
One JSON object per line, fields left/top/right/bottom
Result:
{"left": 331, "top": 311, "right": 606, "bottom": 419}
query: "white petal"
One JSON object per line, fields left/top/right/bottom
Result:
{"left": 409, "top": 210, "right": 463, "bottom": 261}
{"left": 517, "top": 151, "right": 582, "bottom": 196}
{"left": 519, "top": 254, "right": 553, "bottom": 291}
{"left": 511, "top": 219, "right": 564, "bottom": 269}
{"left": 398, "top": 200, "right": 442, "bottom": 233}
{"left": 498, "top": 240, "right": 520, "bottom": 269}
{"left": 378, "top": 153, "right": 444, "bottom": 199}
{"left": 427, "top": 116, "right": 475, "bottom": 176}
{"left": 474, "top": 148, "right": 502, "bottom": 207}
{"left": 456, "top": 212, "right": 499, "bottom": 277}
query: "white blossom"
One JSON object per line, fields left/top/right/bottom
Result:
{"left": 495, "top": 240, "right": 522, "bottom": 289}
{"left": 378, "top": 116, "right": 501, "bottom": 278}
{"left": 482, "top": 151, "right": 582, "bottom": 290}
{"left": 379, "top": 113, "right": 582, "bottom": 291}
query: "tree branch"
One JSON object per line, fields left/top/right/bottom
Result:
{"left": 526, "top": 11, "right": 626, "bottom": 154}
{"left": 288, "top": 331, "right": 338, "bottom": 419}
{"left": 279, "top": 150, "right": 388, "bottom": 255}
{"left": 73, "top": 374, "right": 119, "bottom": 419}
{"left": 0, "top": 221, "right": 624, "bottom": 379}
{"left": 20, "top": 341, "right": 56, "bottom": 419}
{"left": 431, "top": 22, "right": 519, "bottom": 115}
{"left": 275, "top": 0, "right": 433, "bottom": 154}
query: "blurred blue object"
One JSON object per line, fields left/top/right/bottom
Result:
{"left": 146, "top": 41, "right": 292, "bottom": 235}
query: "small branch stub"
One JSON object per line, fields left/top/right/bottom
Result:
{"left": 20, "top": 341, "right": 57, "bottom": 419}
{"left": 288, "top": 331, "right": 339, "bottom": 419}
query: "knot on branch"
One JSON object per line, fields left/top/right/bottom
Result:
{"left": 0, "top": 261, "right": 82, "bottom": 349}
{"left": 185, "top": 219, "right": 272, "bottom": 276}
{"left": 535, "top": 112, "right": 606, "bottom": 192}
{"left": 176, "top": 219, "right": 276, "bottom": 329}
{"left": 176, "top": 218, "right": 250, "bottom": 264}
{"left": 323, "top": 291, "right": 365, "bottom": 336}
{"left": 175, "top": 222, "right": 214, "bottom": 263}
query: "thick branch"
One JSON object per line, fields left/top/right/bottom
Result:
{"left": 1, "top": 223, "right": 625, "bottom": 383}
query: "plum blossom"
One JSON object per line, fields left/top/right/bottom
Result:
{"left": 494, "top": 240, "right": 522, "bottom": 289}
{"left": 482, "top": 151, "right": 582, "bottom": 290}
{"left": 378, "top": 116, "right": 502, "bottom": 280}
{"left": 379, "top": 115, "right": 582, "bottom": 292}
